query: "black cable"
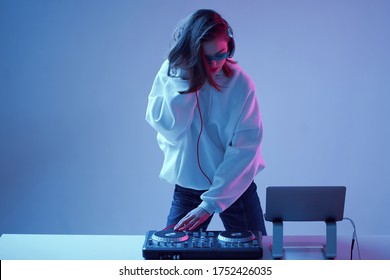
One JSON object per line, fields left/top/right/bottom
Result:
{"left": 343, "top": 217, "right": 361, "bottom": 260}
{"left": 350, "top": 238, "right": 355, "bottom": 260}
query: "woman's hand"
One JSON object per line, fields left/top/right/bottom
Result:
{"left": 170, "top": 67, "right": 190, "bottom": 80}
{"left": 174, "top": 207, "right": 211, "bottom": 231}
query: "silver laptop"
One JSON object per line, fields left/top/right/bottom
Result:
{"left": 264, "top": 186, "right": 346, "bottom": 222}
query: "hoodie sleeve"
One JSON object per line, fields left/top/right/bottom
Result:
{"left": 199, "top": 88, "right": 265, "bottom": 214}
{"left": 145, "top": 61, "right": 196, "bottom": 144}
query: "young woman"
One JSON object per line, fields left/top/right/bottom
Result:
{"left": 146, "top": 9, "right": 267, "bottom": 235}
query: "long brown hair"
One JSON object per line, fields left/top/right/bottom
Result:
{"left": 168, "top": 9, "right": 235, "bottom": 94}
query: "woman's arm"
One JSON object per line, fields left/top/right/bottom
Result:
{"left": 145, "top": 61, "right": 196, "bottom": 144}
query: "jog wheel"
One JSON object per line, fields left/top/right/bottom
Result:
{"left": 217, "top": 231, "right": 255, "bottom": 243}
{"left": 151, "top": 229, "right": 189, "bottom": 243}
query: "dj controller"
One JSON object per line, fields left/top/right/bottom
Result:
{"left": 142, "top": 229, "right": 263, "bottom": 259}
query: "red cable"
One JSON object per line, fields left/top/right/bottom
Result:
{"left": 195, "top": 92, "right": 212, "bottom": 185}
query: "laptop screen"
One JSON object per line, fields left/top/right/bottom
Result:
{"left": 264, "top": 186, "right": 346, "bottom": 222}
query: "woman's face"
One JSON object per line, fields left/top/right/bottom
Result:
{"left": 202, "top": 35, "right": 229, "bottom": 75}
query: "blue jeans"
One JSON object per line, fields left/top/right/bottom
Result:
{"left": 166, "top": 181, "right": 267, "bottom": 235}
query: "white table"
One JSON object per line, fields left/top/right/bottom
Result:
{"left": 0, "top": 234, "right": 389, "bottom": 260}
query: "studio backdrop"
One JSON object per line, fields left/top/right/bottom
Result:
{"left": 1, "top": 0, "right": 389, "bottom": 235}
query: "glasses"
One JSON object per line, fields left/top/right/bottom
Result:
{"left": 205, "top": 52, "right": 230, "bottom": 62}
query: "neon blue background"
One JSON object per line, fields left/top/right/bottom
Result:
{"left": 1, "top": 0, "right": 389, "bottom": 235}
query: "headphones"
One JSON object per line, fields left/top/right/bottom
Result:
{"left": 227, "top": 25, "right": 235, "bottom": 58}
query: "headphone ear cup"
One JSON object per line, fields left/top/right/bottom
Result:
{"left": 228, "top": 37, "right": 235, "bottom": 57}
{"left": 227, "top": 26, "right": 235, "bottom": 57}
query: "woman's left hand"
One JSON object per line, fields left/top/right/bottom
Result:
{"left": 174, "top": 207, "right": 211, "bottom": 231}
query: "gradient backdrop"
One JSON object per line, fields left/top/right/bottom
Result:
{"left": 1, "top": 0, "right": 389, "bottom": 236}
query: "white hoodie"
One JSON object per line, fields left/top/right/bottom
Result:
{"left": 145, "top": 60, "right": 265, "bottom": 214}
